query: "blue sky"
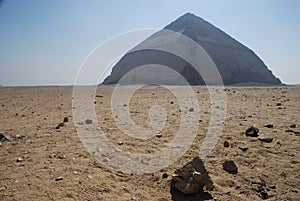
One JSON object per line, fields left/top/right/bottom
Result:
{"left": 0, "top": 0, "right": 299, "bottom": 85}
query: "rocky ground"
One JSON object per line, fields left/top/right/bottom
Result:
{"left": 0, "top": 86, "right": 299, "bottom": 200}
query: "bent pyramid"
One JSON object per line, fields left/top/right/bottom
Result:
{"left": 103, "top": 13, "right": 281, "bottom": 85}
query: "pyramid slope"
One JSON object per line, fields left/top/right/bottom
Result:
{"left": 103, "top": 13, "right": 281, "bottom": 85}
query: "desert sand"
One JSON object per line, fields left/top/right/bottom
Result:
{"left": 0, "top": 86, "right": 299, "bottom": 200}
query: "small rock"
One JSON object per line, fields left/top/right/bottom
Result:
{"left": 73, "top": 171, "right": 79, "bottom": 175}
{"left": 118, "top": 141, "right": 123, "bottom": 145}
{"left": 156, "top": 134, "right": 162, "bottom": 138}
{"left": 285, "top": 129, "right": 294, "bottom": 133}
{"left": 63, "top": 117, "right": 69, "bottom": 122}
{"left": 189, "top": 108, "right": 194, "bottom": 112}
{"left": 85, "top": 119, "right": 93, "bottom": 124}
{"left": 258, "top": 134, "right": 273, "bottom": 143}
{"left": 0, "top": 186, "right": 6, "bottom": 191}
{"left": 259, "top": 191, "right": 269, "bottom": 199}
{"left": 16, "top": 157, "right": 23, "bottom": 162}
{"left": 222, "top": 160, "right": 238, "bottom": 174}
{"left": 56, "top": 122, "right": 64, "bottom": 129}
{"left": 246, "top": 126, "right": 259, "bottom": 137}
{"left": 162, "top": 173, "right": 168, "bottom": 179}
{"left": 264, "top": 124, "right": 273, "bottom": 128}
{"left": 276, "top": 103, "right": 282, "bottom": 106}
{"left": 223, "top": 141, "right": 230, "bottom": 147}
{"left": 87, "top": 175, "right": 92, "bottom": 179}
{"left": 0, "top": 133, "right": 10, "bottom": 141}
{"left": 55, "top": 176, "right": 63, "bottom": 181}
{"left": 239, "top": 146, "right": 249, "bottom": 151}
{"left": 290, "top": 124, "right": 296, "bottom": 128}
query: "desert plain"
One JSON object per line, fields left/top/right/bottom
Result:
{"left": 0, "top": 85, "right": 299, "bottom": 201}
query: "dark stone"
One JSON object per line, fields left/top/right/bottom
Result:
{"left": 239, "top": 146, "right": 249, "bottom": 151}
{"left": 171, "top": 157, "right": 213, "bottom": 194}
{"left": 223, "top": 141, "right": 230, "bottom": 147}
{"left": 259, "top": 192, "right": 269, "bottom": 200}
{"left": 264, "top": 124, "right": 273, "bottom": 128}
{"left": 63, "top": 117, "right": 69, "bottom": 123}
{"left": 246, "top": 126, "right": 259, "bottom": 137}
{"left": 276, "top": 103, "right": 282, "bottom": 106}
{"left": 56, "top": 122, "right": 64, "bottom": 129}
{"left": 85, "top": 119, "right": 93, "bottom": 124}
{"left": 55, "top": 177, "right": 63, "bottom": 181}
{"left": 162, "top": 173, "right": 168, "bottom": 179}
{"left": 290, "top": 124, "right": 296, "bottom": 128}
{"left": 0, "top": 133, "right": 9, "bottom": 141}
{"left": 222, "top": 160, "right": 238, "bottom": 174}
{"left": 189, "top": 108, "right": 194, "bottom": 112}
{"left": 156, "top": 134, "right": 162, "bottom": 138}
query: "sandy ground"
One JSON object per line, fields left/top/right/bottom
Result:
{"left": 0, "top": 85, "right": 299, "bottom": 201}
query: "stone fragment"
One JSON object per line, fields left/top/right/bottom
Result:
{"left": 258, "top": 134, "right": 273, "bottom": 143}
{"left": 246, "top": 126, "right": 259, "bottom": 137}
{"left": 222, "top": 160, "right": 238, "bottom": 174}
{"left": 223, "top": 141, "right": 230, "bottom": 147}
{"left": 85, "top": 119, "right": 93, "bottom": 124}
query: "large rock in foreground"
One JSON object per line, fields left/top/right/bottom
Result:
{"left": 171, "top": 157, "right": 213, "bottom": 194}
{"left": 103, "top": 13, "right": 281, "bottom": 85}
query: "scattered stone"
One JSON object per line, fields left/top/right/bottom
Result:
{"left": 0, "top": 133, "right": 10, "bottom": 141}
{"left": 156, "top": 134, "right": 162, "bottom": 138}
{"left": 170, "top": 101, "right": 174, "bottom": 104}
{"left": 290, "top": 124, "right": 296, "bottom": 128}
{"left": 239, "top": 146, "right": 249, "bottom": 151}
{"left": 55, "top": 176, "right": 63, "bottom": 181}
{"left": 171, "top": 157, "right": 213, "bottom": 194}
{"left": 222, "top": 160, "right": 238, "bottom": 174}
{"left": 87, "top": 175, "right": 92, "bottom": 179}
{"left": 85, "top": 119, "right": 93, "bottom": 124}
{"left": 118, "top": 141, "right": 123, "bottom": 145}
{"left": 0, "top": 142, "right": 2, "bottom": 146}
{"left": 58, "top": 154, "right": 66, "bottom": 159}
{"left": 189, "top": 108, "right": 194, "bottom": 112}
{"left": 246, "top": 126, "right": 259, "bottom": 137}
{"left": 223, "top": 141, "right": 230, "bottom": 147}
{"left": 276, "top": 103, "right": 282, "bottom": 106}
{"left": 16, "top": 157, "right": 23, "bottom": 162}
{"left": 0, "top": 186, "right": 6, "bottom": 191}
{"left": 285, "top": 129, "right": 294, "bottom": 133}
{"left": 63, "top": 117, "right": 69, "bottom": 122}
{"left": 258, "top": 134, "right": 273, "bottom": 143}
{"left": 264, "top": 124, "right": 273, "bottom": 128}
{"left": 162, "top": 173, "right": 168, "bottom": 179}
{"left": 56, "top": 122, "right": 64, "bottom": 129}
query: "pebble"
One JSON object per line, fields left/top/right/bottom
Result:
{"left": 239, "top": 146, "right": 249, "bottom": 151}
{"left": 290, "top": 124, "right": 296, "bottom": 128}
{"left": 0, "top": 186, "right": 6, "bottom": 191}
{"left": 222, "top": 160, "right": 238, "bottom": 174}
{"left": 223, "top": 141, "right": 230, "bottom": 147}
{"left": 56, "top": 122, "right": 64, "bottom": 129}
{"left": 258, "top": 134, "right": 273, "bottom": 143}
{"left": 189, "top": 108, "right": 194, "bottom": 112}
{"left": 63, "top": 117, "right": 69, "bottom": 122}
{"left": 264, "top": 124, "right": 273, "bottom": 128}
{"left": 118, "top": 141, "right": 123, "bottom": 145}
{"left": 55, "top": 176, "right": 63, "bottom": 181}
{"left": 156, "top": 134, "right": 162, "bottom": 138}
{"left": 85, "top": 119, "right": 93, "bottom": 124}
{"left": 0, "top": 133, "right": 10, "bottom": 141}
{"left": 16, "top": 157, "right": 23, "bottom": 162}
{"left": 246, "top": 126, "right": 259, "bottom": 137}
{"left": 162, "top": 173, "right": 168, "bottom": 179}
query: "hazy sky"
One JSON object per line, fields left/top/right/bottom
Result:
{"left": 0, "top": 0, "right": 299, "bottom": 86}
